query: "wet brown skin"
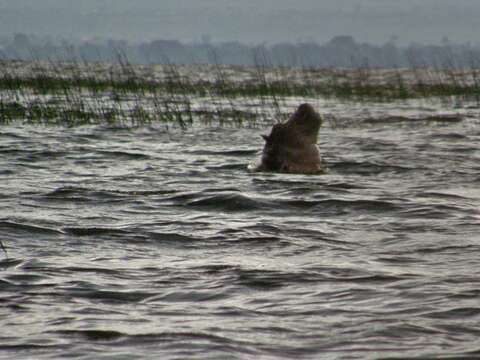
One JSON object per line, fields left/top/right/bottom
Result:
{"left": 258, "top": 103, "right": 325, "bottom": 174}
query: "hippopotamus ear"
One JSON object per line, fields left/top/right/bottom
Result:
{"left": 261, "top": 134, "right": 270, "bottom": 142}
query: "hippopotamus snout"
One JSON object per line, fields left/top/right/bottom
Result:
{"left": 256, "top": 103, "right": 325, "bottom": 174}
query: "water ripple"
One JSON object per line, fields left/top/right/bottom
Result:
{"left": 1, "top": 118, "right": 479, "bottom": 359}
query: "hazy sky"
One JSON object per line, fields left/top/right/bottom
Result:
{"left": 1, "top": 0, "right": 479, "bottom": 45}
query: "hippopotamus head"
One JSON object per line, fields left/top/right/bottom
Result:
{"left": 257, "top": 103, "right": 325, "bottom": 174}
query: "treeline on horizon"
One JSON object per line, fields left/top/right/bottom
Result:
{"left": 2, "top": 33, "right": 480, "bottom": 68}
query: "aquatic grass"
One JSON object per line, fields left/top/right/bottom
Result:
{"left": 5, "top": 60, "right": 480, "bottom": 100}
{"left": 1, "top": 59, "right": 479, "bottom": 127}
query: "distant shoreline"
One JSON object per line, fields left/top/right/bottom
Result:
{"left": 2, "top": 34, "right": 480, "bottom": 69}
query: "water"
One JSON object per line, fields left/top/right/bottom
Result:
{"left": 1, "top": 109, "right": 479, "bottom": 359}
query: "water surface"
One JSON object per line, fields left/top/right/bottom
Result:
{"left": 1, "top": 111, "right": 479, "bottom": 359}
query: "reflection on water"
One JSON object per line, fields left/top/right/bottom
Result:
{"left": 0, "top": 110, "right": 479, "bottom": 359}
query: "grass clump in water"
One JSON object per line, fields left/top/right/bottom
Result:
{"left": 1, "top": 59, "right": 479, "bottom": 127}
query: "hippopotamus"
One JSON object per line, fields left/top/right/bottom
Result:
{"left": 254, "top": 103, "right": 325, "bottom": 174}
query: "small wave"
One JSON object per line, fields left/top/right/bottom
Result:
{"left": 253, "top": 177, "right": 366, "bottom": 190}
{"left": 65, "top": 288, "right": 152, "bottom": 304}
{"left": 206, "top": 163, "right": 247, "bottom": 171}
{"left": 0, "top": 131, "right": 27, "bottom": 139}
{"left": 10, "top": 150, "right": 68, "bottom": 162}
{"left": 43, "top": 186, "right": 126, "bottom": 202}
{"left": 187, "top": 149, "right": 257, "bottom": 156}
{"left": 4, "top": 273, "right": 50, "bottom": 285}
{"left": 333, "top": 274, "right": 408, "bottom": 283}
{"left": 417, "top": 191, "right": 470, "bottom": 200}
{"left": 363, "top": 114, "right": 464, "bottom": 125}
{"left": 0, "top": 220, "right": 62, "bottom": 235}
{"left": 0, "top": 344, "right": 59, "bottom": 351}
{"left": 142, "top": 289, "right": 228, "bottom": 303}
{"left": 147, "top": 231, "right": 198, "bottom": 244}
{"left": 376, "top": 256, "right": 423, "bottom": 265}
{"left": 0, "top": 169, "right": 15, "bottom": 175}
{"left": 61, "top": 266, "right": 119, "bottom": 275}
{"left": 328, "top": 160, "right": 414, "bottom": 175}
{"left": 54, "top": 330, "right": 246, "bottom": 351}
{"left": 62, "top": 227, "right": 130, "bottom": 237}
{"left": 0, "top": 148, "right": 27, "bottom": 155}
{"left": 414, "top": 244, "right": 479, "bottom": 255}
{"left": 423, "top": 307, "right": 480, "bottom": 319}
{"left": 55, "top": 329, "right": 124, "bottom": 341}
{"left": 427, "top": 132, "right": 468, "bottom": 140}
{"left": 73, "top": 133, "right": 104, "bottom": 141}
{"left": 162, "top": 192, "right": 200, "bottom": 204}
{"left": 186, "top": 193, "right": 267, "bottom": 212}
{"left": 398, "top": 204, "right": 469, "bottom": 219}
{"left": 358, "top": 140, "right": 400, "bottom": 151}
{"left": 0, "top": 258, "right": 23, "bottom": 269}
{"left": 286, "top": 198, "right": 398, "bottom": 212}
{"left": 97, "top": 150, "right": 151, "bottom": 160}
{"left": 183, "top": 191, "right": 398, "bottom": 214}
{"left": 0, "top": 278, "right": 15, "bottom": 289}
{"left": 235, "top": 268, "right": 407, "bottom": 290}
{"left": 229, "top": 236, "right": 283, "bottom": 245}
{"left": 324, "top": 181, "right": 367, "bottom": 190}
{"left": 215, "top": 226, "right": 286, "bottom": 246}
{"left": 113, "top": 189, "right": 178, "bottom": 197}
{"left": 0, "top": 147, "right": 68, "bottom": 163}
{"left": 236, "top": 269, "right": 301, "bottom": 289}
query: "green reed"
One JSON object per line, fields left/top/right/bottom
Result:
{"left": 0, "top": 59, "right": 479, "bottom": 127}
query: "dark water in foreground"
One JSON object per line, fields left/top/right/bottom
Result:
{"left": 1, "top": 117, "right": 479, "bottom": 359}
